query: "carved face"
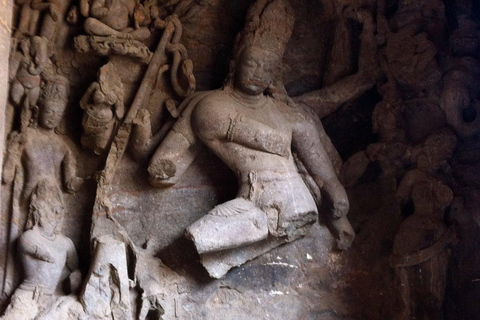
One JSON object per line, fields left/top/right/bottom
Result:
{"left": 37, "top": 201, "right": 64, "bottom": 235}
{"left": 40, "top": 100, "right": 66, "bottom": 129}
{"left": 235, "top": 46, "right": 279, "bottom": 96}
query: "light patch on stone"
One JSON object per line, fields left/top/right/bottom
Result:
{"left": 265, "top": 262, "right": 298, "bottom": 268}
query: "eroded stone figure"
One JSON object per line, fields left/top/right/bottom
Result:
{"left": 0, "top": 180, "right": 80, "bottom": 320}
{"left": 33, "top": 236, "right": 133, "bottom": 320}
{"left": 81, "top": 0, "right": 150, "bottom": 41}
{"left": 13, "top": 0, "right": 41, "bottom": 39}
{"left": 8, "top": 36, "right": 49, "bottom": 132}
{"left": 31, "top": 0, "right": 73, "bottom": 43}
{"left": 80, "top": 63, "right": 125, "bottom": 155}
{"left": 390, "top": 129, "right": 457, "bottom": 320}
{"left": 3, "top": 74, "right": 83, "bottom": 226}
{"left": 148, "top": 0, "right": 354, "bottom": 278}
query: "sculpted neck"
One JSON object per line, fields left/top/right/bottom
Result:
{"left": 34, "top": 225, "right": 57, "bottom": 241}
{"left": 229, "top": 86, "right": 266, "bottom": 106}
{"left": 36, "top": 126, "right": 55, "bottom": 134}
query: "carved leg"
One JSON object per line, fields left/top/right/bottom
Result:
{"left": 128, "top": 28, "right": 151, "bottom": 42}
{"left": 395, "top": 267, "right": 412, "bottom": 320}
{"left": 185, "top": 198, "right": 269, "bottom": 254}
{"left": 15, "top": 4, "right": 35, "bottom": 38}
{"left": 10, "top": 80, "right": 25, "bottom": 106}
{"left": 26, "top": 86, "right": 40, "bottom": 110}
{"left": 20, "top": 99, "right": 31, "bottom": 132}
{"left": 138, "top": 298, "right": 151, "bottom": 320}
{"left": 84, "top": 18, "right": 150, "bottom": 41}
{"left": 0, "top": 288, "right": 40, "bottom": 320}
{"left": 84, "top": 18, "right": 130, "bottom": 39}
{"left": 200, "top": 236, "right": 286, "bottom": 278}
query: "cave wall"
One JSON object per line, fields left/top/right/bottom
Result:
{"left": 0, "top": 0, "right": 479, "bottom": 319}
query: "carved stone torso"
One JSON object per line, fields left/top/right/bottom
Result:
{"left": 22, "top": 129, "right": 68, "bottom": 198}
{"left": 19, "top": 228, "right": 73, "bottom": 292}
{"left": 83, "top": 103, "right": 115, "bottom": 131}
{"left": 192, "top": 89, "right": 318, "bottom": 237}
{"left": 192, "top": 89, "right": 294, "bottom": 174}
{"left": 393, "top": 170, "right": 452, "bottom": 256}
{"left": 16, "top": 59, "right": 41, "bottom": 89}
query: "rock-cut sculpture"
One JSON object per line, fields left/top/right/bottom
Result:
{"left": 147, "top": 0, "right": 355, "bottom": 278}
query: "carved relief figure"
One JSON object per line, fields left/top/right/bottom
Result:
{"left": 82, "top": 0, "right": 150, "bottom": 41}
{"left": 30, "top": 236, "right": 133, "bottom": 320}
{"left": 3, "top": 73, "right": 82, "bottom": 225}
{"left": 0, "top": 180, "right": 80, "bottom": 320}
{"left": 80, "top": 63, "right": 125, "bottom": 155}
{"left": 390, "top": 129, "right": 457, "bottom": 320}
{"left": 8, "top": 36, "right": 49, "bottom": 132}
{"left": 148, "top": 0, "right": 354, "bottom": 278}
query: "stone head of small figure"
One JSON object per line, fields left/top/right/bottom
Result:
{"left": 39, "top": 77, "right": 68, "bottom": 130}
{"left": 30, "top": 180, "right": 65, "bottom": 236}
{"left": 234, "top": 45, "right": 281, "bottom": 96}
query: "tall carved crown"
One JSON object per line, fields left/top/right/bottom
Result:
{"left": 226, "top": 0, "right": 296, "bottom": 87}
{"left": 238, "top": 0, "right": 296, "bottom": 58}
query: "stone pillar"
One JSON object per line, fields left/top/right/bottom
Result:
{"left": 0, "top": 0, "right": 12, "bottom": 301}
{"left": 0, "top": 0, "right": 12, "bottom": 172}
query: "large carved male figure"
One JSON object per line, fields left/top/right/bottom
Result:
{"left": 0, "top": 180, "right": 80, "bottom": 320}
{"left": 147, "top": 0, "right": 358, "bottom": 278}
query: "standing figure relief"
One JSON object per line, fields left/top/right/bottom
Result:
{"left": 80, "top": 63, "right": 125, "bottom": 155}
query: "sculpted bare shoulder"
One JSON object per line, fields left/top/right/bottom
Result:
{"left": 191, "top": 90, "right": 236, "bottom": 141}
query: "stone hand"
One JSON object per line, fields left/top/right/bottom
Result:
{"left": 330, "top": 216, "right": 355, "bottom": 250}
{"left": 66, "top": 177, "right": 84, "bottom": 193}
{"left": 49, "top": 5, "right": 59, "bottom": 21}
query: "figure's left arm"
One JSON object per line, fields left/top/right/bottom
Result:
{"left": 64, "top": 239, "right": 83, "bottom": 294}
{"left": 115, "top": 97, "right": 125, "bottom": 120}
{"left": 65, "top": 239, "right": 79, "bottom": 272}
{"left": 62, "top": 144, "right": 83, "bottom": 193}
{"left": 293, "top": 9, "right": 379, "bottom": 119}
{"left": 291, "top": 110, "right": 354, "bottom": 249}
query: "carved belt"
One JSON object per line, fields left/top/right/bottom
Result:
{"left": 18, "top": 283, "right": 55, "bottom": 297}
{"left": 239, "top": 171, "right": 301, "bottom": 201}
{"left": 238, "top": 171, "right": 298, "bottom": 184}
{"left": 389, "top": 227, "right": 453, "bottom": 268}
{"left": 82, "top": 113, "right": 115, "bottom": 132}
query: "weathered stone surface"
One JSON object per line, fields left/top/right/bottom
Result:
{"left": 1, "top": 0, "right": 480, "bottom": 319}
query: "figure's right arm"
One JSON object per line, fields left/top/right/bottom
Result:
{"left": 80, "top": 82, "right": 98, "bottom": 109}
{"left": 2, "top": 134, "right": 25, "bottom": 185}
{"left": 148, "top": 93, "right": 207, "bottom": 187}
{"left": 8, "top": 52, "right": 22, "bottom": 83}
{"left": 395, "top": 170, "right": 415, "bottom": 205}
